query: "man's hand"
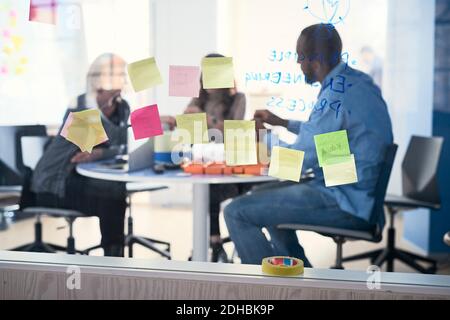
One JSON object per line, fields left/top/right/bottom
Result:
{"left": 254, "top": 110, "right": 289, "bottom": 128}
{"left": 160, "top": 115, "right": 176, "bottom": 130}
{"left": 70, "top": 149, "right": 104, "bottom": 163}
{"left": 97, "top": 89, "right": 121, "bottom": 118}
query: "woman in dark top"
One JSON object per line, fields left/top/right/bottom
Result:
{"left": 184, "top": 53, "right": 249, "bottom": 262}
{"left": 31, "top": 53, "right": 130, "bottom": 257}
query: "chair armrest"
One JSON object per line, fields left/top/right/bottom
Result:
{"left": 23, "top": 207, "right": 86, "bottom": 218}
{"left": 0, "top": 186, "right": 22, "bottom": 193}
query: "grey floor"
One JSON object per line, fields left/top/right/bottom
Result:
{"left": 1, "top": 193, "right": 449, "bottom": 275}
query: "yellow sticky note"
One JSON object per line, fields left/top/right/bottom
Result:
{"left": 64, "top": 109, "right": 108, "bottom": 153}
{"left": 11, "top": 36, "right": 23, "bottom": 51}
{"left": 323, "top": 154, "right": 358, "bottom": 187}
{"left": 224, "top": 120, "right": 257, "bottom": 166}
{"left": 127, "top": 57, "right": 163, "bottom": 92}
{"left": 269, "top": 147, "right": 304, "bottom": 182}
{"left": 3, "top": 46, "right": 13, "bottom": 55}
{"left": 175, "top": 113, "right": 209, "bottom": 144}
{"left": 201, "top": 57, "right": 234, "bottom": 89}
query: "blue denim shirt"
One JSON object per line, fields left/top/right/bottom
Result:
{"left": 283, "top": 62, "right": 393, "bottom": 227}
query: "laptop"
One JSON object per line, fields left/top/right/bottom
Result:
{"left": 97, "top": 139, "right": 154, "bottom": 173}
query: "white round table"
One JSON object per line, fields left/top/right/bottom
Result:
{"left": 76, "top": 162, "right": 276, "bottom": 261}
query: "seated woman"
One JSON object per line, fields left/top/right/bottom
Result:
{"left": 31, "top": 53, "right": 130, "bottom": 257}
{"left": 183, "top": 53, "right": 248, "bottom": 262}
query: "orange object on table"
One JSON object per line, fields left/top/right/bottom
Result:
{"left": 204, "top": 163, "right": 225, "bottom": 175}
{"left": 232, "top": 166, "right": 245, "bottom": 174}
{"left": 223, "top": 166, "right": 234, "bottom": 175}
{"left": 182, "top": 162, "right": 269, "bottom": 176}
{"left": 244, "top": 164, "right": 266, "bottom": 176}
{"left": 182, "top": 163, "right": 204, "bottom": 174}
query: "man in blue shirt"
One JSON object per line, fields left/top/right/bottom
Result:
{"left": 224, "top": 24, "right": 393, "bottom": 267}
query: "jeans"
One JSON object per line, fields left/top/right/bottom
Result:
{"left": 209, "top": 183, "right": 257, "bottom": 237}
{"left": 224, "top": 181, "right": 374, "bottom": 267}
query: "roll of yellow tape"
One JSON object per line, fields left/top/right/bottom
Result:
{"left": 262, "top": 256, "right": 304, "bottom": 276}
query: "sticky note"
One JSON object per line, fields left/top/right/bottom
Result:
{"left": 169, "top": 65, "right": 201, "bottom": 97}
{"left": 323, "top": 154, "right": 358, "bottom": 187}
{"left": 175, "top": 113, "right": 209, "bottom": 144}
{"left": 61, "top": 109, "right": 108, "bottom": 153}
{"left": 60, "top": 112, "right": 74, "bottom": 138}
{"left": 268, "top": 147, "right": 304, "bottom": 182}
{"left": 130, "top": 105, "right": 163, "bottom": 140}
{"left": 127, "top": 57, "right": 163, "bottom": 92}
{"left": 201, "top": 57, "right": 234, "bottom": 89}
{"left": 154, "top": 131, "right": 179, "bottom": 153}
{"left": 224, "top": 120, "right": 257, "bottom": 166}
{"left": 11, "top": 36, "right": 23, "bottom": 51}
{"left": 314, "top": 130, "right": 350, "bottom": 167}
{"left": 29, "top": 0, "right": 57, "bottom": 25}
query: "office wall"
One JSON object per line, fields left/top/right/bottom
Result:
{"left": 0, "top": 0, "right": 152, "bottom": 126}
{"left": 148, "top": 0, "right": 223, "bottom": 206}
{"left": 383, "top": 0, "right": 436, "bottom": 194}
{"left": 404, "top": 0, "right": 450, "bottom": 255}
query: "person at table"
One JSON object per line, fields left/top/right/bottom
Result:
{"left": 182, "top": 53, "right": 248, "bottom": 262}
{"left": 224, "top": 24, "right": 393, "bottom": 267}
{"left": 31, "top": 53, "right": 131, "bottom": 257}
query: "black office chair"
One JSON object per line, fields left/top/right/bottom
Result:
{"left": 7, "top": 127, "right": 86, "bottom": 254}
{"left": 0, "top": 190, "right": 20, "bottom": 231}
{"left": 83, "top": 183, "right": 171, "bottom": 259}
{"left": 278, "top": 144, "right": 398, "bottom": 270}
{"left": 341, "top": 136, "right": 443, "bottom": 274}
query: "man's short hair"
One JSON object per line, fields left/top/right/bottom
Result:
{"left": 299, "top": 24, "right": 343, "bottom": 68}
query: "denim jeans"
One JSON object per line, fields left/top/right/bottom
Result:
{"left": 224, "top": 181, "right": 373, "bottom": 267}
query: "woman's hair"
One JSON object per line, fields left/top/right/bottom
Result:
{"left": 85, "top": 53, "right": 127, "bottom": 108}
{"left": 83, "top": 53, "right": 129, "bottom": 124}
{"left": 197, "top": 53, "right": 237, "bottom": 119}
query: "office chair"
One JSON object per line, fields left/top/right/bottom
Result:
{"left": 341, "top": 136, "right": 443, "bottom": 274}
{"left": 8, "top": 128, "right": 86, "bottom": 254}
{"left": 82, "top": 183, "right": 171, "bottom": 259}
{"left": 0, "top": 191, "right": 20, "bottom": 231}
{"left": 278, "top": 144, "right": 398, "bottom": 270}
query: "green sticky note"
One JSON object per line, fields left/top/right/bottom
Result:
{"left": 201, "top": 57, "right": 234, "bottom": 89}
{"left": 224, "top": 120, "right": 257, "bottom": 166}
{"left": 314, "top": 130, "right": 351, "bottom": 167}
{"left": 127, "top": 57, "right": 163, "bottom": 92}
{"left": 175, "top": 113, "right": 209, "bottom": 144}
{"left": 323, "top": 154, "right": 358, "bottom": 187}
{"left": 268, "top": 147, "right": 304, "bottom": 182}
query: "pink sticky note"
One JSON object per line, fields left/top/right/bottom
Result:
{"left": 29, "top": 0, "right": 57, "bottom": 25}
{"left": 169, "top": 65, "right": 201, "bottom": 98}
{"left": 131, "top": 105, "right": 164, "bottom": 140}
{"left": 60, "top": 112, "right": 74, "bottom": 138}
